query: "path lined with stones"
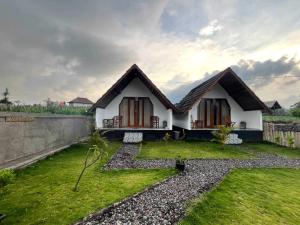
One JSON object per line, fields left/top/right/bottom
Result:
{"left": 77, "top": 144, "right": 300, "bottom": 225}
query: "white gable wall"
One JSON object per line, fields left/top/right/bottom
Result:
{"left": 95, "top": 78, "right": 172, "bottom": 129}
{"left": 173, "top": 111, "right": 190, "bottom": 130}
{"left": 189, "top": 84, "right": 263, "bottom": 130}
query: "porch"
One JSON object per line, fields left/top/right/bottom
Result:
{"left": 99, "top": 129, "right": 172, "bottom": 141}
{"left": 98, "top": 96, "right": 172, "bottom": 130}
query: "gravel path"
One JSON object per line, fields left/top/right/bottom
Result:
{"left": 77, "top": 144, "right": 300, "bottom": 225}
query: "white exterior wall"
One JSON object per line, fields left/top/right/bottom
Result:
{"left": 189, "top": 84, "right": 263, "bottom": 130}
{"left": 173, "top": 111, "right": 190, "bottom": 130}
{"left": 96, "top": 108, "right": 104, "bottom": 128}
{"left": 95, "top": 78, "right": 172, "bottom": 129}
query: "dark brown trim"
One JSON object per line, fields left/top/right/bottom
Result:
{"left": 204, "top": 100, "right": 207, "bottom": 127}
{"left": 142, "top": 98, "right": 145, "bottom": 127}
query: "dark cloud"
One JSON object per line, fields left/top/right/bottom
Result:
{"left": 0, "top": 1, "right": 145, "bottom": 103}
{"left": 232, "top": 56, "right": 300, "bottom": 87}
{"left": 166, "top": 57, "right": 300, "bottom": 104}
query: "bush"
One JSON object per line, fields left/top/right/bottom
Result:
{"left": 290, "top": 108, "right": 300, "bottom": 117}
{"left": 0, "top": 169, "right": 15, "bottom": 188}
{"left": 0, "top": 104, "right": 91, "bottom": 115}
{"left": 286, "top": 135, "right": 295, "bottom": 148}
{"left": 163, "top": 132, "right": 172, "bottom": 142}
{"left": 211, "top": 126, "right": 233, "bottom": 149}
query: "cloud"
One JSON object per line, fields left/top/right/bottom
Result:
{"left": 0, "top": 0, "right": 299, "bottom": 108}
{"left": 166, "top": 57, "right": 300, "bottom": 107}
{"left": 231, "top": 56, "right": 300, "bottom": 88}
{"left": 199, "top": 20, "right": 223, "bottom": 36}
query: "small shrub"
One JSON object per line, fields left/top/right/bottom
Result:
{"left": 163, "top": 132, "right": 172, "bottom": 143}
{"left": 211, "top": 126, "right": 233, "bottom": 149}
{"left": 290, "top": 108, "right": 300, "bottom": 117}
{"left": 0, "top": 169, "right": 15, "bottom": 188}
{"left": 275, "top": 135, "right": 281, "bottom": 145}
{"left": 286, "top": 135, "right": 295, "bottom": 148}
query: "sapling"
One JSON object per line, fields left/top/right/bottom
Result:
{"left": 73, "top": 130, "right": 108, "bottom": 191}
{"left": 211, "top": 125, "right": 233, "bottom": 150}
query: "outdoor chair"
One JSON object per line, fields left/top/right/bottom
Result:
{"left": 113, "top": 115, "right": 123, "bottom": 128}
{"left": 151, "top": 116, "right": 159, "bottom": 128}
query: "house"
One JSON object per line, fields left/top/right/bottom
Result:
{"left": 264, "top": 101, "right": 282, "bottom": 111}
{"left": 90, "top": 64, "right": 175, "bottom": 140}
{"left": 90, "top": 65, "right": 269, "bottom": 141}
{"left": 173, "top": 67, "right": 270, "bottom": 141}
{"left": 68, "top": 97, "right": 94, "bottom": 107}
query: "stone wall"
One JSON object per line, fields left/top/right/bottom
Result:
{"left": 0, "top": 113, "right": 93, "bottom": 168}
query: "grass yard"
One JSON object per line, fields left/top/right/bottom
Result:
{"left": 263, "top": 115, "right": 300, "bottom": 123}
{"left": 138, "top": 141, "right": 300, "bottom": 159}
{"left": 245, "top": 142, "right": 300, "bottom": 159}
{"left": 180, "top": 169, "right": 300, "bottom": 225}
{"left": 0, "top": 143, "right": 176, "bottom": 225}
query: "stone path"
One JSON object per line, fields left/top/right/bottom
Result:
{"left": 76, "top": 144, "right": 300, "bottom": 225}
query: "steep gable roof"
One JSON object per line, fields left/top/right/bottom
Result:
{"left": 264, "top": 100, "right": 282, "bottom": 110}
{"left": 176, "top": 67, "right": 271, "bottom": 113}
{"left": 90, "top": 64, "right": 176, "bottom": 111}
{"left": 69, "top": 97, "right": 93, "bottom": 104}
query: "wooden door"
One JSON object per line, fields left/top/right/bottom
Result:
{"left": 128, "top": 98, "right": 137, "bottom": 127}
{"left": 119, "top": 97, "right": 153, "bottom": 128}
{"left": 134, "top": 99, "right": 139, "bottom": 127}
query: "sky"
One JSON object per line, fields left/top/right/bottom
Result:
{"left": 0, "top": 0, "right": 300, "bottom": 108}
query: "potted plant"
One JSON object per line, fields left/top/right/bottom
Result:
{"left": 175, "top": 157, "right": 185, "bottom": 171}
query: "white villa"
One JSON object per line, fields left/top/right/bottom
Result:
{"left": 90, "top": 65, "right": 269, "bottom": 141}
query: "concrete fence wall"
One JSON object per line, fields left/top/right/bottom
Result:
{"left": 263, "top": 122, "right": 300, "bottom": 148}
{"left": 0, "top": 113, "right": 93, "bottom": 168}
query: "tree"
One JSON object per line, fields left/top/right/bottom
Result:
{"left": 0, "top": 88, "right": 12, "bottom": 104}
{"left": 73, "top": 130, "right": 109, "bottom": 191}
{"left": 291, "top": 101, "right": 300, "bottom": 108}
{"left": 211, "top": 126, "right": 233, "bottom": 150}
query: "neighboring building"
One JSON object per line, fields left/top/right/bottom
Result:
{"left": 90, "top": 65, "right": 269, "bottom": 141}
{"left": 264, "top": 101, "right": 282, "bottom": 111}
{"left": 68, "top": 97, "right": 94, "bottom": 107}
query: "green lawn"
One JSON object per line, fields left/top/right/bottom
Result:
{"left": 138, "top": 141, "right": 300, "bottom": 159}
{"left": 0, "top": 143, "right": 176, "bottom": 225}
{"left": 180, "top": 169, "right": 300, "bottom": 225}
{"left": 245, "top": 142, "right": 300, "bottom": 159}
{"left": 263, "top": 115, "right": 300, "bottom": 123}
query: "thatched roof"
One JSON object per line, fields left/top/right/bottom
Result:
{"left": 90, "top": 64, "right": 176, "bottom": 112}
{"left": 176, "top": 67, "right": 270, "bottom": 113}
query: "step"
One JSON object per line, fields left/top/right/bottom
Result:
{"left": 123, "top": 132, "right": 143, "bottom": 143}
